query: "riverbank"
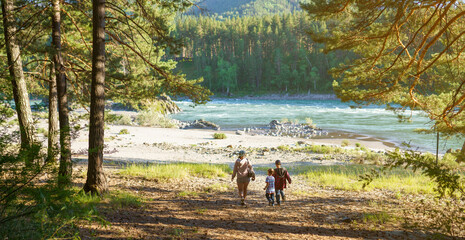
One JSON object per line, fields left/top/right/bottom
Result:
{"left": 70, "top": 123, "right": 394, "bottom": 166}
{"left": 211, "top": 93, "right": 338, "bottom": 100}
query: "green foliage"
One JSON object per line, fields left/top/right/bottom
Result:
{"left": 191, "top": 0, "right": 308, "bottom": 18}
{"left": 304, "top": 117, "right": 316, "bottom": 128}
{"left": 277, "top": 145, "right": 290, "bottom": 151}
{"left": 19, "top": 0, "right": 211, "bottom": 113}
{"left": 106, "top": 113, "right": 133, "bottom": 126}
{"left": 362, "top": 211, "right": 394, "bottom": 224}
{"left": 0, "top": 185, "right": 106, "bottom": 239}
{"left": 118, "top": 163, "right": 231, "bottom": 182}
{"left": 119, "top": 129, "right": 130, "bottom": 135}
{"left": 136, "top": 110, "right": 178, "bottom": 128}
{"left": 341, "top": 139, "right": 350, "bottom": 147}
{"left": 109, "top": 190, "right": 143, "bottom": 208}
{"left": 295, "top": 165, "right": 435, "bottom": 194}
{"left": 213, "top": 133, "right": 227, "bottom": 139}
{"left": 174, "top": 11, "right": 349, "bottom": 94}
{"left": 302, "top": 1, "right": 465, "bottom": 148}
{"left": 361, "top": 149, "right": 465, "bottom": 198}
{"left": 273, "top": 144, "right": 385, "bottom": 163}
{"left": 36, "top": 127, "right": 48, "bottom": 137}
{"left": 355, "top": 143, "right": 361, "bottom": 148}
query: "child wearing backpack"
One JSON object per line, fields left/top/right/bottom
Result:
{"left": 273, "top": 160, "right": 291, "bottom": 205}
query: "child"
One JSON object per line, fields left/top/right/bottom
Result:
{"left": 273, "top": 160, "right": 291, "bottom": 205}
{"left": 264, "top": 168, "right": 275, "bottom": 206}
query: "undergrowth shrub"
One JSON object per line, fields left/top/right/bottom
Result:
{"left": 119, "top": 129, "right": 130, "bottom": 135}
{"left": 360, "top": 148, "right": 465, "bottom": 237}
{"left": 136, "top": 110, "right": 177, "bottom": 128}
{"left": 213, "top": 133, "right": 227, "bottom": 139}
{"left": 341, "top": 139, "right": 350, "bottom": 147}
{"left": 0, "top": 148, "right": 107, "bottom": 239}
{"left": 105, "top": 112, "right": 133, "bottom": 125}
{"left": 1, "top": 103, "right": 107, "bottom": 239}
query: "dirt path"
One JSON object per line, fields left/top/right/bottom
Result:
{"left": 74, "top": 165, "right": 433, "bottom": 240}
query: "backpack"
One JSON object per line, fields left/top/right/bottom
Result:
{"left": 247, "top": 159, "right": 255, "bottom": 179}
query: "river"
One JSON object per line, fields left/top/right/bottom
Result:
{"left": 172, "top": 99, "right": 463, "bottom": 153}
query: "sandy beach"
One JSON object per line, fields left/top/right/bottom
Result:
{"left": 71, "top": 123, "right": 394, "bottom": 166}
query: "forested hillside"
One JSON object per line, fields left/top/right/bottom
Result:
{"left": 189, "top": 0, "right": 309, "bottom": 18}
{"left": 172, "top": 12, "right": 352, "bottom": 95}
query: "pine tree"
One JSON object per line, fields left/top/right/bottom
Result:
{"left": 302, "top": 0, "right": 465, "bottom": 154}
{"left": 1, "top": 0, "right": 35, "bottom": 157}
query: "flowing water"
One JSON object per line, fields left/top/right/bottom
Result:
{"left": 172, "top": 99, "right": 463, "bottom": 153}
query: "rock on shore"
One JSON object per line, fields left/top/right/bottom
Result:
{"left": 243, "top": 120, "right": 328, "bottom": 139}
{"left": 179, "top": 119, "right": 220, "bottom": 130}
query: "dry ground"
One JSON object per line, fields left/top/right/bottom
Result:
{"left": 73, "top": 164, "right": 439, "bottom": 240}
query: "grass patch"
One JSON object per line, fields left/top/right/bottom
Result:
{"left": 213, "top": 133, "right": 227, "bottom": 139}
{"left": 293, "top": 164, "right": 436, "bottom": 194}
{"left": 177, "top": 191, "right": 199, "bottom": 197}
{"left": 119, "top": 128, "right": 130, "bottom": 135}
{"left": 203, "top": 183, "right": 230, "bottom": 193}
{"left": 171, "top": 228, "right": 185, "bottom": 237}
{"left": 341, "top": 139, "right": 350, "bottom": 147}
{"left": 109, "top": 190, "right": 143, "bottom": 208}
{"left": 272, "top": 144, "right": 386, "bottom": 164}
{"left": 362, "top": 211, "right": 394, "bottom": 224}
{"left": 119, "top": 163, "right": 231, "bottom": 182}
{"left": 304, "top": 117, "right": 316, "bottom": 128}
{"left": 277, "top": 145, "right": 291, "bottom": 151}
{"left": 36, "top": 127, "right": 48, "bottom": 136}
{"left": 195, "top": 208, "right": 208, "bottom": 215}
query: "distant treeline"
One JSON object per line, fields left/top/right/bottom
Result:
{"left": 188, "top": 0, "right": 307, "bottom": 18}
{"left": 171, "top": 11, "right": 354, "bottom": 95}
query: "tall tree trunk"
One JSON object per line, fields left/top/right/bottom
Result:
{"left": 1, "top": 0, "right": 35, "bottom": 153}
{"left": 51, "top": 0, "right": 72, "bottom": 183}
{"left": 47, "top": 63, "right": 59, "bottom": 163}
{"left": 84, "top": 0, "right": 107, "bottom": 194}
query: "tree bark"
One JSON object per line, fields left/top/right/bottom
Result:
{"left": 51, "top": 0, "right": 72, "bottom": 183}
{"left": 1, "top": 0, "right": 35, "bottom": 153}
{"left": 47, "top": 63, "right": 59, "bottom": 163}
{"left": 84, "top": 0, "right": 107, "bottom": 195}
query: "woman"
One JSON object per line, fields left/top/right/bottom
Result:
{"left": 231, "top": 150, "right": 255, "bottom": 205}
